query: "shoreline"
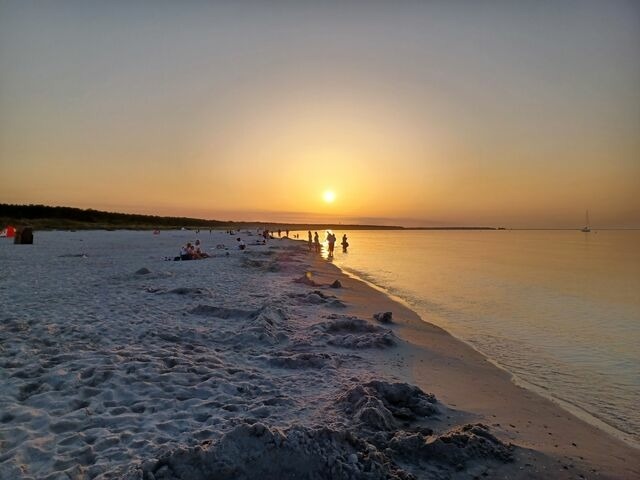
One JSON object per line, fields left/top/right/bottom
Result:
{"left": 303, "top": 244, "right": 639, "bottom": 478}
{"left": 333, "top": 262, "right": 639, "bottom": 451}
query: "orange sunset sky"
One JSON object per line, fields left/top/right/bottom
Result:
{"left": 1, "top": 1, "right": 639, "bottom": 228}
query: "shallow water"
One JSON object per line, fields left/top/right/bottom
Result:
{"left": 313, "top": 229, "right": 640, "bottom": 446}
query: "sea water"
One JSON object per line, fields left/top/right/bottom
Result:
{"left": 319, "top": 229, "right": 639, "bottom": 446}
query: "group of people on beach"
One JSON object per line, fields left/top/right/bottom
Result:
{"left": 171, "top": 236, "right": 250, "bottom": 261}
{"left": 170, "top": 228, "right": 349, "bottom": 261}
{"left": 307, "top": 230, "right": 349, "bottom": 257}
{"left": 175, "top": 239, "right": 209, "bottom": 261}
{"left": 255, "top": 228, "right": 293, "bottom": 241}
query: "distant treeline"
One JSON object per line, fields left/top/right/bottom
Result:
{"left": 0, "top": 204, "right": 225, "bottom": 230}
{"left": 0, "top": 203, "right": 497, "bottom": 231}
{"left": 0, "top": 204, "right": 404, "bottom": 231}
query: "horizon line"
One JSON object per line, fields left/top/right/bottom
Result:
{"left": 1, "top": 202, "right": 639, "bottom": 231}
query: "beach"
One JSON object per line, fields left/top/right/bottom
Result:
{"left": 1, "top": 230, "right": 638, "bottom": 479}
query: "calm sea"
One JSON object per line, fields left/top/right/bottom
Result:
{"left": 309, "top": 230, "right": 639, "bottom": 446}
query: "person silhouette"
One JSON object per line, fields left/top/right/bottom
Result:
{"left": 341, "top": 234, "right": 349, "bottom": 252}
{"left": 326, "top": 231, "right": 336, "bottom": 257}
{"left": 313, "top": 232, "right": 321, "bottom": 253}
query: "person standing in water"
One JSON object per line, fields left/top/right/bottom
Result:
{"left": 308, "top": 231, "right": 313, "bottom": 251}
{"left": 313, "top": 232, "right": 321, "bottom": 253}
{"left": 327, "top": 231, "right": 336, "bottom": 257}
{"left": 341, "top": 234, "right": 349, "bottom": 252}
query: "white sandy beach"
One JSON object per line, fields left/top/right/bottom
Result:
{"left": 0, "top": 230, "right": 638, "bottom": 479}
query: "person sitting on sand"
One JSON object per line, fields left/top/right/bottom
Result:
{"left": 194, "top": 239, "right": 209, "bottom": 258}
{"left": 176, "top": 243, "right": 192, "bottom": 261}
{"left": 186, "top": 242, "right": 197, "bottom": 259}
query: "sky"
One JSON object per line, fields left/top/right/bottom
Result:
{"left": 1, "top": 1, "right": 639, "bottom": 228}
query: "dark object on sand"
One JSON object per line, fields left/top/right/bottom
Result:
{"left": 373, "top": 311, "right": 393, "bottom": 324}
{"left": 330, "top": 280, "right": 342, "bottom": 288}
{"left": 135, "top": 267, "right": 151, "bottom": 275}
{"left": 14, "top": 227, "right": 33, "bottom": 244}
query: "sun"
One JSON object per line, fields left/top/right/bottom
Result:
{"left": 323, "top": 190, "right": 336, "bottom": 203}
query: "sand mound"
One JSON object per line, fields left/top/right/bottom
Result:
{"left": 288, "top": 290, "right": 346, "bottom": 308}
{"left": 319, "top": 316, "right": 381, "bottom": 334}
{"left": 313, "top": 316, "right": 396, "bottom": 349}
{"left": 328, "top": 334, "right": 395, "bottom": 349}
{"left": 388, "top": 423, "right": 513, "bottom": 467}
{"left": 120, "top": 422, "right": 411, "bottom": 480}
{"left": 237, "top": 305, "right": 290, "bottom": 345}
{"left": 188, "top": 303, "right": 290, "bottom": 344}
{"left": 119, "top": 421, "right": 512, "bottom": 480}
{"left": 373, "top": 311, "right": 393, "bottom": 324}
{"left": 339, "top": 381, "right": 438, "bottom": 431}
{"left": 240, "top": 257, "right": 269, "bottom": 269}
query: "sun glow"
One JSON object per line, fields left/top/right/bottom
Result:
{"left": 323, "top": 190, "right": 336, "bottom": 203}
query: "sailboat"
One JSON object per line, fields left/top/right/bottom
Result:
{"left": 581, "top": 210, "right": 591, "bottom": 233}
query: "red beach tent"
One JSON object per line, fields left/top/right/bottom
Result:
{"left": 1, "top": 225, "right": 16, "bottom": 238}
